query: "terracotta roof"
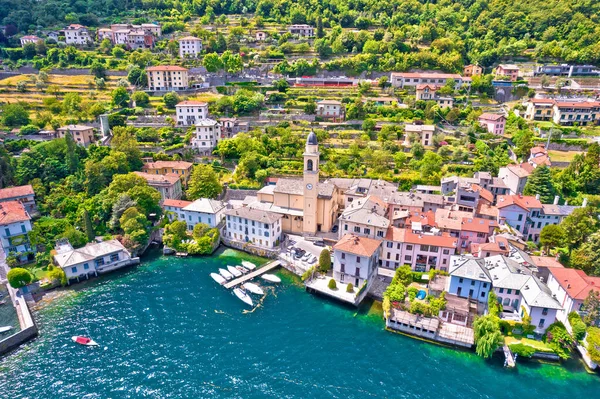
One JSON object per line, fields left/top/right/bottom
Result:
{"left": 549, "top": 268, "right": 600, "bottom": 300}
{"left": 176, "top": 101, "right": 208, "bottom": 107}
{"left": 520, "top": 162, "right": 535, "bottom": 174}
{"left": 472, "top": 236, "right": 510, "bottom": 255}
{"left": 496, "top": 195, "right": 542, "bottom": 211}
{"left": 405, "top": 210, "right": 436, "bottom": 227}
{"left": 478, "top": 113, "right": 505, "bottom": 121}
{"left": 334, "top": 234, "right": 382, "bottom": 257}
{"left": 476, "top": 203, "right": 499, "bottom": 219}
{"left": 530, "top": 146, "right": 547, "bottom": 155}
{"left": 385, "top": 226, "right": 406, "bottom": 242}
{"left": 416, "top": 84, "right": 440, "bottom": 90}
{"left": 531, "top": 256, "right": 564, "bottom": 269}
{"left": 0, "top": 185, "right": 34, "bottom": 201}
{"left": 530, "top": 155, "right": 551, "bottom": 166}
{"left": 134, "top": 171, "right": 180, "bottom": 185}
{"left": 67, "top": 24, "right": 87, "bottom": 29}
{"left": 178, "top": 36, "right": 201, "bottom": 41}
{"left": 0, "top": 201, "right": 30, "bottom": 225}
{"left": 459, "top": 216, "right": 497, "bottom": 234}
{"left": 403, "top": 229, "right": 457, "bottom": 247}
{"left": 471, "top": 184, "right": 494, "bottom": 203}
{"left": 21, "top": 35, "right": 41, "bottom": 40}
{"left": 143, "top": 161, "right": 193, "bottom": 170}
{"left": 146, "top": 65, "right": 188, "bottom": 72}
{"left": 506, "top": 164, "right": 532, "bottom": 178}
{"left": 163, "top": 199, "right": 192, "bottom": 208}
{"left": 530, "top": 98, "right": 555, "bottom": 104}
{"left": 555, "top": 101, "right": 600, "bottom": 108}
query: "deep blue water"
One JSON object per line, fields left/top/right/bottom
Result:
{"left": 1, "top": 248, "right": 599, "bottom": 399}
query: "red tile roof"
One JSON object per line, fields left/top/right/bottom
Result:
{"left": 478, "top": 113, "right": 505, "bottom": 121}
{"left": 496, "top": 195, "right": 542, "bottom": 210}
{"left": 134, "top": 171, "right": 180, "bottom": 185}
{"left": 0, "top": 185, "right": 34, "bottom": 201}
{"left": 416, "top": 84, "right": 440, "bottom": 90}
{"left": 143, "top": 161, "right": 193, "bottom": 170}
{"left": 391, "top": 72, "right": 462, "bottom": 79}
{"left": 334, "top": 234, "right": 382, "bottom": 257}
{"left": 163, "top": 199, "right": 192, "bottom": 208}
{"left": 0, "top": 201, "right": 30, "bottom": 225}
{"left": 146, "top": 65, "right": 188, "bottom": 72}
{"left": 530, "top": 146, "right": 547, "bottom": 155}
{"left": 531, "top": 256, "right": 564, "bottom": 269}
{"left": 549, "top": 268, "right": 600, "bottom": 300}
{"left": 459, "top": 216, "right": 497, "bottom": 234}
{"left": 471, "top": 184, "right": 494, "bottom": 203}
{"left": 403, "top": 229, "right": 457, "bottom": 247}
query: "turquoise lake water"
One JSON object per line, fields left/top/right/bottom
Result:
{"left": 1, "top": 247, "right": 599, "bottom": 398}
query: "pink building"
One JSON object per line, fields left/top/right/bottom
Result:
{"left": 478, "top": 113, "right": 506, "bottom": 135}
{"left": 381, "top": 227, "right": 457, "bottom": 272}
{"left": 435, "top": 209, "right": 498, "bottom": 253}
{"left": 495, "top": 64, "right": 520, "bottom": 81}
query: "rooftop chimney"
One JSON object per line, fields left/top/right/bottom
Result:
{"left": 535, "top": 194, "right": 540, "bottom": 200}
{"left": 554, "top": 195, "right": 560, "bottom": 205}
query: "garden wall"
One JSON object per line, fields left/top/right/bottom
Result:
{"left": 0, "top": 289, "right": 38, "bottom": 357}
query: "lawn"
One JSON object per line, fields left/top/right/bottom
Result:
{"left": 505, "top": 335, "right": 553, "bottom": 352}
{"left": 547, "top": 150, "right": 582, "bottom": 162}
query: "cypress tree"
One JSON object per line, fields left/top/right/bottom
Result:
{"left": 64, "top": 131, "right": 80, "bottom": 173}
{"left": 523, "top": 165, "right": 556, "bottom": 203}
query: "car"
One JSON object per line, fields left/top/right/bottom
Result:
{"left": 308, "top": 256, "right": 317, "bottom": 265}
{"left": 301, "top": 253, "right": 312, "bottom": 262}
{"left": 313, "top": 240, "right": 326, "bottom": 247}
{"left": 287, "top": 245, "right": 295, "bottom": 252}
{"left": 294, "top": 249, "right": 305, "bottom": 259}
{"left": 332, "top": 225, "right": 339, "bottom": 233}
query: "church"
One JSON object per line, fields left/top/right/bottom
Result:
{"left": 253, "top": 131, "right": 341, "bottom": 235}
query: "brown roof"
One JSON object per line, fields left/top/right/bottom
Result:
{"left": 506, "top": 164, "right": 532, "bottom": 178}
{"left": 471, "top": 184, "right": 494, "bottom": 203}
{"left": 134, "top": 171, "right": 180, "bottom": 185}
{"left": 0, "top": 185, "right": 34, "bottom": 201}
{"left": 176, "top": 101, "right": 207, "bottom": 107}
{"left": 459, "top": 217, "right": 497, "bottom": 234}
{"left": 403, "top": 229, "right": 457, "bottom": 247}
{"left": 555, "top": 101, "right": 600, "bottom": 108}
{"left": 146, "top": 65, "right": 188, "bottom": 72}
{"left": 531, "top": 256, "right": 564, "bottom": 269}
{"left": 0, "top": 201, "right": 30, "bottom": 225}
{"left": 530, "top": 98, "right": 555, "bottom": 104}
{"left": 496, "top": 195, "right": 542, "bottom": 210}
{"left": 416, "top": 84, "right": 440, "bottom": 90}
{"left": 549, "top": 268, "right": 600, "bottom": 300}
{"left": 476, "top": 203, "right": 499, "bottom": 219}
{"left": 478, "top": 113, "right": 505, "bottom": 121}
{"left": 334, "top": 234, "right": 382, "bottom": 257}
{"left": 143, "top": 161, "right": 193, "bottom": 170}
{"left": 163, "top": 199, "right": 192, "bottom": 208}
{"left": 530, "top": 146, "right": 547, "bottom": 155}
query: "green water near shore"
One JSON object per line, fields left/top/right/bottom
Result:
{"left": 0, "top": 248, "right": 598, "bottom": 398}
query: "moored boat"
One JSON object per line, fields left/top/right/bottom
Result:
{"left": 227, "top": 265, "right": 242, "bottom": 278}
{"left": 72, "top": 336, "right": 98, "bottom": 346}
{"left": 210, "top": 273, "right": 226, "bottom": 285}
{"left": 219, "top": 268, "right": 234, "bottom": 280}
{"left": 242, "top": 283, "right": 264, "bottom": 295}
{"left": 241, "top": 261, "right": 256, "bottom": 270}
{"left": 0, "top": 326, "right": 13, "bottom": 333}
{"left": 236, "top": 265, "right": 248, "bottom": 274}
{"left": 233, "top": 288, "right": 253, "bottom": 306}
{"left": 261, "top": 274, "right": 281, "bottom": 283}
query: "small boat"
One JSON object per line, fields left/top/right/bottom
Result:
{"left": 210, "top": 273, "right": 226, "bottom": 285}
{"left": 233, "top": 288, "right": 253, "bottom": 306}
{"left": 72, "top": 336, "right": 98, "bottom": 346}
{"left": 241, "top": 261, "right": 256, "bottom": 271}
{"left": 236, "top": 265, "right": 249, "bottom": 274}
{"left": 261, "top": 274, "right": 281, "bottom": 283}
{"left": 227, "top": 265, "right": 242, "bottom": 278}
{"left": 219, "top": 268, "right": 234, "bottom": 280}
{"left": 0, "top": 326, "right": 13, "bottom": 333}
{"left": 242, "top": 283, "right": 264, "bottom": 295}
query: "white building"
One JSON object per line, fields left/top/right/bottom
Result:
{"left": 192, "top": 118, "right": 222, "bottom": 155}
{"left": 175, "top": 101, "right": 209, "bottom": 126}
{"left": 0, "top": 201, "right": 33, "bottom": 259}
{"left": 316, "top": 100, "right": 343, "bottom": 119}
{"left": 404, "top": 124, "right": 435, "bottom": 146}
{"left": 224, "top": 207, "right": 283, "bottom": 249}
{"left": 178, "top": 36, "right": 203, "bottom": 58}
{"left": 163, "top": 198, "right": 226, "bottom": 230}
{"left": 64, "top": 24, "right": 92, "bottom": 46}
{"left": 498, "top": 163, "right": 533, "bottom": 194}
{"left": 338, "top": 195, "right": 389, "bottom": 240}
{"left": 288, "top": 24, "right": 314, "bottom": 37}
{"left": 446, "top": 255, "right": 492, "bottom": 303}
{"left": 53, "top": 239, "right": 139, "bottom": 283}
{"left": 390, "top": 72, "right": 471, "bottom": 89}
{"left": 20, "top": 35, "right": 42, "bottom": 46}
{"left": 146, "top": 66, "right": 189, "bottom": 91}
{"left": 547, "top": 268, "right": 600, "bottom": 326}
{"left": 333, "top": 234, "right": 381, "bottom": 289}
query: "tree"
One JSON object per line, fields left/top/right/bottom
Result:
{"left": 512, "top": 129, "right": 534, "bottom": 160}
{"left": 221, "top": 51, "right": 243, "bottom": 74}
{"left": 417, "top": 151, "right": 443, "bottom": 180}
{"left": 111, "top": 127, "right": 143, "bottom": 170}
{"left": 187, "top": 164, "right": 222, "bottom": 200}
{"left": 346, "top": 283, "right": 354, "bottom": 293}
{"left": 539, "top": 224, "right": 566, "bottom": 253}
{"left": 571, "top": 231, "right": 600, "bottom": 276}
{"left": 523, "top": 165, "right": 556, "bottom": 203}
{"left": 392, "top": 265, "right": 413, "bottom": 286}
{"left": 473, "top": 315, "right": 503, "bottom": 358}
{"left": 163, "top": 92, "right": 180, "bottom": 108}
{"left": 64, "top": 131, "right": 80, "bottom": 173}
{"left": 581, "top": 291, "right": 600, "bottom": 326}
{"left": 328, "top": 278, "right": 337, "bottom": 290}
{"left": 48, "top": 266, "right": 67, "bottom": 286}
{"left": 131, "top": 91, "right": 150, "bottom": 107}
{"left": 562, "top": 207, "right": 599, "bottom": 253}
{"left": 203, "top": 52, "right": 224, "bottom": 72}
{"left": 111, "top": 86, "right": 130, "bottom": 107}
{"left": 90, "top": 61, "right": 106, "bottom": 79}
{"left": 83, "top": 209, "right": 95, "bottom": 242}
{"left": 318, "top": 248, "right": 331, "bottom": 273}
{"left": 304, "top": 99, "right": 317, "bottom": 114}
{"left": 316, "top": 15, "right": 324, "bottom": 38}
{"left": 127, "top": 67, "right": 148, "bottom": 87}
{"left": 7, "top": 268, "right": 33, "bottom": 288}
{"left": 273, "top": 78, "right": 289, "bottom": 93}
{"left": 2, "top": 103, "right": 30, "bottom": 127}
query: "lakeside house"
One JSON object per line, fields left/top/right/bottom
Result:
{"left": 53, "top": 239, "right": 139, "bottom": 283}
{"left": 163, "top": 198, "right": 225, "bottom": 230}
{"left": 546, "top": 268, "right": 600, "bottom": 326}
{"left": 0, "top": 201, "right": 33, "bottom": 260}
{"left": 332, "top": 234, "right": 381, "bottom": 292}
{"left": 224, "top": 207, "right": 283, "bottom": 250}
{"left": 134, "top": 171, "right": 182, "bottom": 201}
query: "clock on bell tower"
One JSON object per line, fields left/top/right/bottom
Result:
{"left": 303, "top": 131, "right": 319, "bottom": 235}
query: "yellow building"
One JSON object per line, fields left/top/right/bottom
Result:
{"left": 141, "top": 161, "right": 193, "bottom": 185}
{"left": 254, "top": 132, "right": 339, "bottom": 235}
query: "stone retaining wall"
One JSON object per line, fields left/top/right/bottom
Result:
{"left": 0, "top": 289, "right": 38, "bottom": 357}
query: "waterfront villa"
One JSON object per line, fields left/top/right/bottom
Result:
{"left": 134, "top": 171, "right": 182, "bottom": 201}
{"left": 446, "top": 256, "right": 492, "bottom": 304}
{"left": 53, "top": 239, "right": 139, "bottom": 283}
{"left": 546, "top": 268, "right": 600, "bottom": 326}
{"left": 167, "top": 198, "right": 226, "bottom": 230}
{"left": 332, "top": 234, "right": 381, "bottom": 294}
{"left": 223, "top": 207, "right": 283, "bottom": 249}
{"left": 0, "top": 201, "right": 33, "bottom": 259}
{"left": 0, "top": 184, "right": 36, "bottom": 214}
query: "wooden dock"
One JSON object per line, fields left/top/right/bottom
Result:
{"left": 224, "top": 260, "right": 281, "bottom": 289}
{"left": 503, "top": 343, "right": 516, "bottom": 368}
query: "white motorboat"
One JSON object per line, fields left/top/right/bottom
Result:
{"left": 241, "top": 261, "right": 256, "bottom": 270}
{"left": 236, "top": 265, "right": 249, "bottom": 274}
{"left": 72, "top": 336, "right": 98, "bottom": 346}
{"left": 0, "top": 326, "right": 13, "bottom": 333}
{"left": 210, "top": 273, "right": 226, "bottom": 285}
{"left": 242, "top": 283, "right": 264, "bottom": 295}
{"left": 227, "top": 265, "right": 242, "bottom": 278}
{"left": 261, "top": 274, "right": 281, "bottom": 283}
{"left": 219, "top": 268, "right": 234, "bottom": 280}
{"left": 233, "top": 288, "right": 253, "bottom": 306}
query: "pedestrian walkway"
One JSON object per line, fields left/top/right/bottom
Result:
{"left": 224, "top": 260, "right": 281, "bottom": 289}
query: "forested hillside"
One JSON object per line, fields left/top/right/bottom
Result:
{"left": 2, "top": 0, "right": 600, "bottom": 66}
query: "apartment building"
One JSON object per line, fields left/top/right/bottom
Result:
{"left": 288, "top": 24, "right": 314, "bottom": 37}
{"left": 224, "top": 207, "right": 283, "bottom": 249}
{"left": 146, "top": 66, "right": 189, "bottom": 91}
{"left": 338, "top": 196, "right": 389, "bottom": 240}
{"left": 56, "top": 125, "right": 96, "bottom": 147}
{"left": 390, "top": 72, "right": 471, "bottom": 89}
{"left": 192, "top": 118, "right": 222, "bottom": 155}
{"left": 64, "top": 24, "right": 92, "bottom": 46}
{"left": 175, "top": 101, "right": 209, "bottom": 126}
{"left": 498, "top": 163, "right": 533, "bottom": 194}
{"left": 178, "top": 36, "right": 203, "bottom": 58}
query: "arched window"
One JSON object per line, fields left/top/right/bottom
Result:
{"left": 503, "top": 297, "right": 510, "bottom": 306}
{"left": 307, "top": 159, "right": 313, "bottom": 171}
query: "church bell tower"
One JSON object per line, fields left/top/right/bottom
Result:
{"left": 303, "top": 131, "right": 319, "bottom": 234}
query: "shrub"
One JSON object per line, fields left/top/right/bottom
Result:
{"left": 7, "top": 267, "right": 33, "bottom": 288}
{"left": 407, "top": 286, "right": 419, "bottom": 301}
{"left": 509, "top": 343, "right": 536, "bottom": 358}
{"left": 544, "top": 322, "right": 573, "bottom": 359}
{"left": 587, "top": 327, "right": 600, "bottom": 363}
{"left": 301, "top": 266, "right": 316, "bottom": 282}
{"left": 346, "top": 283, "right": 354, "bottom": 293}
{"left": 385, "top": 282, "right": 406, "bottom": 302}
{"left": 568, "top": 312, "right": 587, "bottom": 341}
{"left": 328, "top": 278, "right": 337, "bottom": 290}
{"left": 318, "top": 248, "right": 331, "bottom": 273}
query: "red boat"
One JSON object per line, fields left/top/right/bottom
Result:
{"left": 72, "top": 336, "right": 98, "bottom": 346}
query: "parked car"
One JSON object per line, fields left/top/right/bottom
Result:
{"left": 287, "top": 245, "right": 295, "bottom": 252}
{"left": 294, "top": 249, "right": 305, "bottom": 259}
{"left": 301, "top": 253, "right": 312, "bottom": 262}
{"left": 314, "top": 240, "right": 326, "bottom": 247}
{"left": 332, "top": 225, "right": 339, "bottom": 233}
{"left": 308, "top": 256, "right": 317, "bottom": 265}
